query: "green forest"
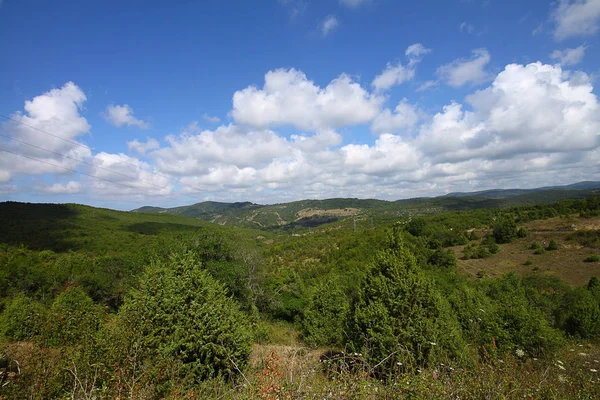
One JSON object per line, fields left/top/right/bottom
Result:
{"left": 1, "top": 195, "right": 600, "bottom": 399}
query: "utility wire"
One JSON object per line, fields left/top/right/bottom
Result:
{"left": 0, "top": 114, "right": 205, "bottom": 201}
{"left": 0, "top": 132, "right": 174, "bottom": 194}
{"left": 0, "top": 147, "right": 156, "bottom": 194}
{"left": 0, "top": 114, "right": 173, "bottom": 181}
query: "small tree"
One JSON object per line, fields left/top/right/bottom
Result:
{"left": 0, "top": 294, "right": 46, "bottom": 341}
{"left": 44, "top": 285, "right": 103, "bottom": 346}
{"left": 347, "top": 234, "right": 465, "bottom": 376}
{"left": 493, "top": 216, "right": 517, "bottom": 244}
{"left": 302, "top": 278, "right": 349, "bottom": 347}
{"left": 116, "top": 251, "right": 252, "bottom": 382}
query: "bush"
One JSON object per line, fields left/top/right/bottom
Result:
{"left": 562, "top": 288, "right": 600, "bottom": 338}
{"left": 530, "top": 242, "right": 542, "bottom": 250}
{"left": 517, "top": 227, "right": 529, "bottom": 238}
{"left": 493, "top": 217, "right": 517, "bottom": 244}
{"left": 584, "top": 255, "right": 600, "bottom": 263}
{"left": 534, "top": 247, "right": 546, "bottom": 255}
{"left": 428, "top": 248, "right": 457, "bottom": 269}
{"left": 116, "top": 251, "right": 252, "bottom": 382}
{"left": 347, "top": 236, "right": 465, "bottom": 376}
{"left": 43, "top": 285, "right": 103, "bottom": 346}
{"left": 0, "top": 294, "right": 46, "bottom": 340}
{"left": 523, "top": 259, "right": 533, "bottom": 266}
{"left": 302, "top": 278, "right": 349, "bottom": 347}
{"left": 547, "top": 240, "right": 559, "bottom": 251}
{"left": 488, "top": 243, "right": 500, "bottom": 254}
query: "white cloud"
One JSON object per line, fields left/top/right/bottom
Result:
{"left": 321, "top": 15, "right": 339, "bottom": 36}
{"left": 36, "top": 181, "right": 82, "bottom": 194}
{"left": 372, "top": 64, "right": 415, "bottom": 92}
{"left": 6, "top": 61, "right": 600, "bottom": 205}
{"left": 231, "top": 68, "right": 383, "bottom": 130}
{"left": 371, "top": 100, "right": 420, "bottom": 135}
{"left": 128, "top": 138, "right": 160, "bottom": 155}
{"left": 550, "top": 45, "right": 586, "bottom": 65}
{"left": 0, "top": 82, "right": 91, "bottom": 182}
{"left": 372, "top": 43, "right": 430, "bottom": 92}
{"left": 153, "top": 124, "right": 293, "bottom": 176}
{"left": 420, "top": 62, "right": 600, "bottom": 164}
{"left": 104, "top": 104, "right": 150, "bottom": 129}
{"left": 460, "top": 22, "right": 475, "bottom": 34}
{"left": 202, "top": 113, "right": 220, "bottom": 123}
{"left": 553, "top": 0, "right": 600, "bottom": 40}
{"left": 338, "top": 0, "right": 368, "bottom": 7}
{"left": 532, "top": 24, "right": 544, "bottom": 35}
{"left": 437, "top": 48, "right": 491, "bottom": 87}
{"left": 405, "top": 43, "right": 431, "bottom": 67}
{"left": 416, "top": 80, "right": 438, "bottom": 92}
{"left": 91, "top": 152, "right": 172, "bottom": 196}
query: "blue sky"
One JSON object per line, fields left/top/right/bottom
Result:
{"left": 1, "top": 0, "right": 599, "bottom": 209}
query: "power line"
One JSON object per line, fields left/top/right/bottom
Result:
{"left": 0, "top": 147, "right": 156, "bottom": 194}
{"left": 0, "top": 114, "right": 173, "bottom": 181}
{"left": 0, "top": 131, "right": 175, "bottom": 194}
{"left": 0, "top": 114, "right": 205, "bottom": 201}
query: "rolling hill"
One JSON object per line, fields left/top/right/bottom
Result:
{"left": 132, "top": 182, "right": 600, "bottom": 229}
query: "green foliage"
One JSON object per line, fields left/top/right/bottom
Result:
{"left": 407, "top": 217, "right": 427, "bottom": 237}
{"left": 468, "top": 230, "right": 480, "bottom": 241}
{"left": 347, "top": 236, "right": 465, "bottom": 376}
{"left": 534, "top": 247, "right": 546, "bottom": 255}
{"left": 493, "top": 216, "right": 517, "bottom": 244}
{"left": 43, "top": 285, "right": 103, "bottom": 347}
{"left": 488, "top": 242, "right": 500, "bottom": 254}
{"left": 480, "top": 273, "right": 565, "bottom": 356}
{"left": 116, "top": 251, "right": 252, "bottom": 382}
{"left": 524, "top": 259, "right": 533, "bottom": 266}
{"left": 562, "top": 288, "right": 600, "bottom": 338}
{"left": 428, "top": 248, "right": 457, "bottom": 270}
{"left": 547, "top": 240, "right": 559, "bottom": 251}
{"left": 301, "top": 278, "right": 349, "bottom": 347}
{"left": 585, "top": 255, "right": 600, "bottom": 263}
{"left": 517, "top": 226, "right": 529, "bottom": 238}
{"left": 462, "top": 244, "right": 492, "bottom": 260}
{"left": 0, "top": 294, "right": 45, "bottom": 340}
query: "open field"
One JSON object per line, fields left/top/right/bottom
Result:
{"left": 455, "top": 216, "right": 600, "bottom": 286}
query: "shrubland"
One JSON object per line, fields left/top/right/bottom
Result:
{"left": 1, "top": 196, "right": 600, "bottom": 398}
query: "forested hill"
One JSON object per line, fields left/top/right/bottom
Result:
{"left": 132, "top": 183, "right": 600, "bottom": 229}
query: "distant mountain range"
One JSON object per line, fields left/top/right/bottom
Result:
{"left": 444, "top": 181, "right": 600, "bottom": 199}
{"left": 132, "top": 181, "right": 600, "bottom": 229}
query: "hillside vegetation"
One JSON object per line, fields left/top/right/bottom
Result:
{"left": 1, "top": 194, "right": 600, "bottom": 399}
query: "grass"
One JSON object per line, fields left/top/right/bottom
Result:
{"left": 4, "top": 340, "right": 600, "bottom": 399}
{"left": 454, "top": 216, "right": 600, "bottom": 286}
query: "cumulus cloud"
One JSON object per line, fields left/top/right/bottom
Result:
{"left": 128, "top": 137, "right": 160, "bottom": 155}
{"left": 371, "top": 100, "right": 420, "bottom": 135}
{"left": 550, "top": 45, "right": 586, "bottom": 65}
{"left": 36, "top": 181, "right": 82, "bottom": 194}
{"left": 202, "top": 113, "right": 220, "bottom": 123}
{"left": 90, "top": 152, "right": 172, "bottom": 196}
{"left": 6, "top": 61, "right": 600, "bottom": 205}
{"left": 420, "top": 62, "right": 600, "bottom": 164}
{"left": 231, "top": 68, "right": 383, "bottom": 131}
{"left": 553, "top": 0, "right": 600, "bottom": 40}
{"left": 104, "top": 104, "right": 150, "bottom": 129}
{"left": 321, "top": 15, "right": 339, "bottom": 36}
{"left": 146, "top": 62, "right": 600, "bottom": 201}
{"left": 0, "top": 82, "right": 91, "bottom": 182}
{"left": 372, "top": 43, "right": 430, "bottom": 92}
{"left": 437, "top": 48, "right": 491, "bottom": 87}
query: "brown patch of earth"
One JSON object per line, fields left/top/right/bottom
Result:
{"left": 297, "top": 208, "right": 359, "bottom": 218}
